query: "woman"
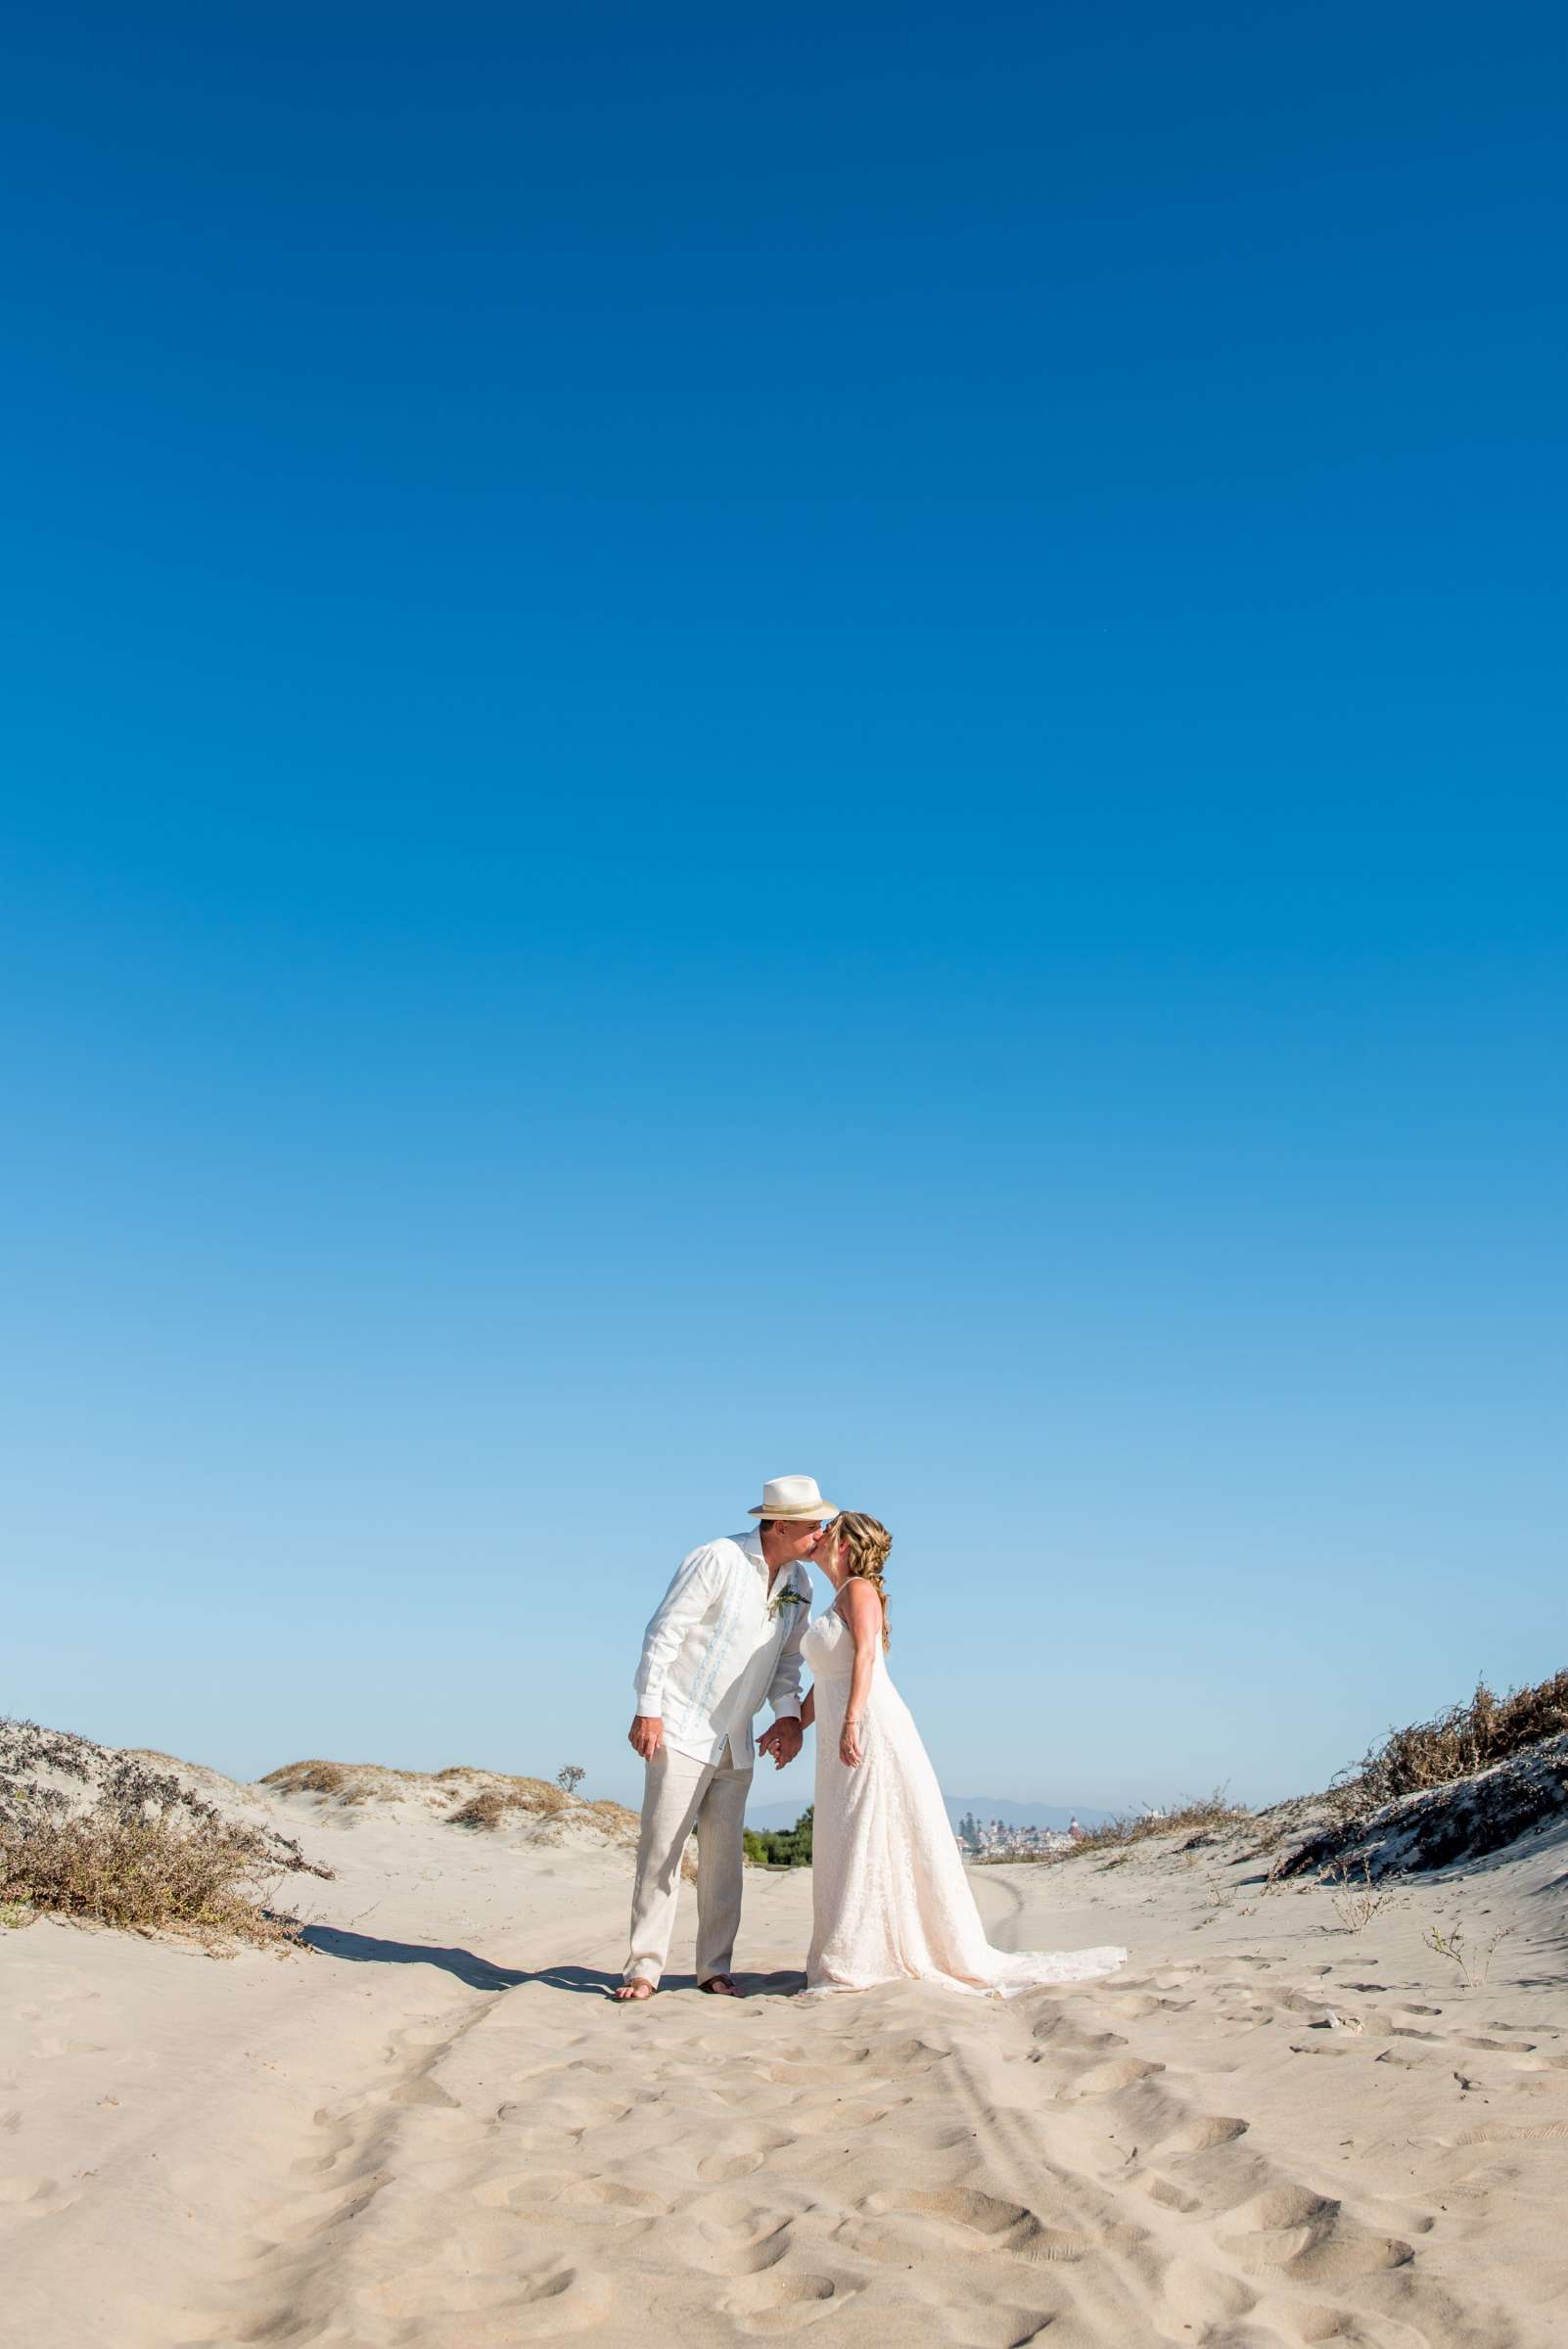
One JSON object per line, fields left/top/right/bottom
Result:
{"left": 798, "top": 1512, "right": 1127, "bottom": 1997}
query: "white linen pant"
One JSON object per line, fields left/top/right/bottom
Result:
{"left": 624, "top": 1739, "right": 752, "bottom": 1987}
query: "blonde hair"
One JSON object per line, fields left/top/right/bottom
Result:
{"left": 833, "top": 1511, "right": 893, "bottom": 1649}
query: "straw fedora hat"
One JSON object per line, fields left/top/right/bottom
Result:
{"left": 748, "top": 1474, "right": 839, "bottom": 1522}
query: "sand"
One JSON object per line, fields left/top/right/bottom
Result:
{"left": 3, "top": 1761, "right": 1566, "bottom": 2349}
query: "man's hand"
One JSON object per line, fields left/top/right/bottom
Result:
{"left": 628, "top": 1714, "right": 664, "bottom": 1762}
{"left": 758, "top": 1718, "right": 803, "bottom": 1771}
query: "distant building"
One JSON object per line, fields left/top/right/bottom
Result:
{"left": 955, "top": 1811, "right": 1074, "bottom": 1863}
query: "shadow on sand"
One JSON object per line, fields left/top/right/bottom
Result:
{"left": 299, "top": 1928, "right": 805, "bottom": 1999}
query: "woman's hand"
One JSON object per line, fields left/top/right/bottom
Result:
{"left": 840, "top": 1715, "right": 864, "bottom": 1768}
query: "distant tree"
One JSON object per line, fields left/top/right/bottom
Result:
{"left": 743, "top": 1805, "right": 813, "bottom": 1866}
{"left": 556, "top": 1765, "right": 585, "bottom": 1799}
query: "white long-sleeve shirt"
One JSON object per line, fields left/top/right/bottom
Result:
{"left": 632, "top": 1527, "right": 809, "bottom": 1766}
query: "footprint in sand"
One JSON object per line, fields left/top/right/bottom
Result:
{"left": 510, "top": 2263, "right": 614, "bottom": 2337}
{"left": 937, "top": 2300, "right": 1061, "bottom": 2346}
{"left": 495, "top": 2095, "right": 627, "bottom": 2133}
{"left": 475, "top": 2171, "right": 667, "bottom": 2225}
{"left": 1161, "top": 2114, "right": 1251, "bottom": 2154}
{"left": 364, "top": 2259, "right": 611, "bottom": 2335}
{"left": 766, "top": 2061, "right": 873, "bottom": 2089}
{"left": 472, "top": 2169, "right": 572, "bottom": 2214}
{"left": 1158, "top": 2256, "right": 1258, "bottom": 2326}
{"left": 1190, "top": 2327, "right": 1297, "bottom": 2348}
{"left": 765, "top": 2036, "right": 946, "bottom": 2091}
{"left": 1061, "top": 2055, "right": 1165, "bottom": 2098}
{"left": 1032, "top": 2015, "right": 1128, "bottom": 2052}
{"left": 717, "top": 2270, "right": 843, "bottom": 2334}
{"left": 875, "top": 2037, "right": 951, "bottom": 2070}
{"left": 1280, "top": 2305, "right": 1381, "bottom": 2344}
{"left": 1138, "top": 2172, "right": 1206, "bottom": 2214}
{"left": 851, "top": 2187, "right": 1094, "bottom": 2267}
{"left": 691, "top": 2123, "right": 799, "bottom": 2181}
{"left": 290, "top": 2110, "right": 360, "bottom": 2178}
{"left": 872, "top": 2187, "right": 1034, "bottom": 2237}
{"left": 766, "top": 2041, "right": 868, "bottom": 2069}
{"left": 560, "top": 2179, "right": 669, "bottom": 2214}
{"left": 666, "top": 2206, "right": 796, "bottom": 2277}
{"left": 0, "top": 2174, "right": 70, "bottom": 2215}
{"left": 786, "top": 2099, "right": 889, "bottom": 2135}
{"left": 1216, "top": 2185, "right": 1413, "bottom": 2283}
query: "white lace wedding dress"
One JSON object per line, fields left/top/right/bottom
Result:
{"left": 800, "top": 1605, "right": 1127, "bottom": 1997}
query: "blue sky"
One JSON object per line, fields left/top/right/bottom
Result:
{"left": 3, "top": 2, "right": 1564, "bottom": 1812}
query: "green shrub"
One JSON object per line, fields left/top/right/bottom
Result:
{"left": 744, "top": 1806, "right": 813, "bottom": 1866}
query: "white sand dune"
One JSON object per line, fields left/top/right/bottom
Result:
{"left": 4, "top": 1749, "right": 1566, "bottom": 2348}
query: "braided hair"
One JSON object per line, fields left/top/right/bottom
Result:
{"left": 834, "top": 1511, "right": 893, "bottom": 1649}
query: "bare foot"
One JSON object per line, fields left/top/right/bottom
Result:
{"left": 613, "top": 1979, "right": 655, "bottom": 2001}
{"left": 699, "top": 1974, "right": 745, "bottom": 1998}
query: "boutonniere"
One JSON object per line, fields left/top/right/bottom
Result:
{"left": 767, "top": 1585, "right": 808, "bottom": 1623}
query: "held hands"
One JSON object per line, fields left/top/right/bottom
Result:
{"left": 840, "top": 1715, "right": 864, "bottom": 1769}
{"left": 627, "top": 1715, "right": 664, "bottom": 1762}
{"left": 758, "top": 1718, "right": 804, "bottom": 1771}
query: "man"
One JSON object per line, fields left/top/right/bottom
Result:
{"left": 614, "top": 1475, "right": 835, "bottom": 2002}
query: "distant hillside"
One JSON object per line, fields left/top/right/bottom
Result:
{"left": 745, "top": 1789, "right": 1112, "bottom": 1833}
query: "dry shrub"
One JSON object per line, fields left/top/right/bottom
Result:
{"left": 0, "top": 1811, "right": 301, "bottom": 1949}
{"left": 450, "top": 1790, "right": 508, "bottom": 1830}
{"left": 1422, "top": 1918, "right": 1520, "bottom": 1988}
{"left": 259, "top": 1760, "right": 351, "bottom": 1797}
{"left": 450, "top": 1785, "right": 639, "bottom": 1844}
{"left": 2, "top": 1719, "right": 330, "bottom": 1952}
{"left": 581, "top": 1798, "right": 640, "bottom": 1842}
{"left": 1322, "top": 1854, "right": 1401, "bottom": 1931}
{"left": 449, "top": 1779, "right": 570, "bottom": 1829}
{"left": 263, "top": 1754, "right": 641, "bottom": 1856}
{"left": 1018, "top": 1791, "right": 1253, "bottom": 1866}
{"left": 1341, "top": 1672, "right": 1568, "bottom": 1816}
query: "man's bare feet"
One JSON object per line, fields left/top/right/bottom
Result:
{"left": 699, "top": 1974, "right": 745, "bottom": 1998}
{"left": 613, "top": 1979, "right": 655, "bottom": 2001}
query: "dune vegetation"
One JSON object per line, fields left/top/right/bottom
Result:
{"left": 1334, "top": 1670, "right": 1568, "bottom": 1814}
{"left": 1, "top": 1721, "right": 329, "bottom": 1950}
